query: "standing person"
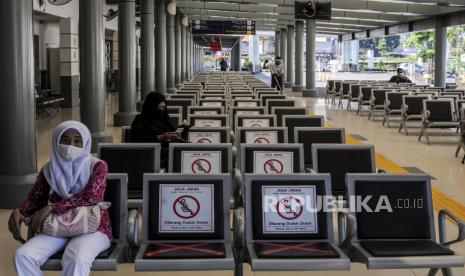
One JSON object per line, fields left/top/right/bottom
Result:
{"left": 270, "top": 57, "right": 284, "bottom": 92}
{"left": 219, "top": 58, "right": 228, "bottom": 71}
{"left": 389, "top": 68, "right": 412, "bottom": 83}
{"left": 10, "top": 121, "right": 112, "bottom": 276}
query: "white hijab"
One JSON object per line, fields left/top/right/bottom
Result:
{"left": 43, "top": 121, "right": 100, "bottom": 199}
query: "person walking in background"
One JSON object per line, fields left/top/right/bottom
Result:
{"left": 219, "top": 58, "right": 228, "bottom": 71}
{"left": 270, "top": 57, "right": 284, "bottom": 92}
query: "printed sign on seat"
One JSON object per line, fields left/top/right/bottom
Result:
{"left": 134, "top": 174, "right": 235, "bottom": 271}
{"left": 243, "top": 174, "right": 350, "bottom": 271}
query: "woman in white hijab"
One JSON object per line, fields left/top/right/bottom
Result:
{"left": 9, "top": 121, "right": 112, "bottom": 276}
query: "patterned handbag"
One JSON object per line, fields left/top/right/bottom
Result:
{"left": 42, "top": 202, "right": 111, "bottom": 238}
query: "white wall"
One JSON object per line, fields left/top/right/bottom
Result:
{"left": 33, "top": 0, "right": 118, "bottom": 31}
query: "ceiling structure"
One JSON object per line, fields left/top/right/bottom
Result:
{"left": 177, "top": 0, "right": 465, "bottom": 36}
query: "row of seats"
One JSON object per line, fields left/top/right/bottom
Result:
{"left": 326, "top": 80, "right": 465, "bottom": 163}
{"left": 39, "top": 71, "right": 465, "bottom": 274}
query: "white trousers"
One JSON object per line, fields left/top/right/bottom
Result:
{"left": 14, "top": 231, "right": 110, "bottom": 276}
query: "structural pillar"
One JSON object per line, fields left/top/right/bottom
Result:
{"left": 79, "top": 0, "right": 113, "bottom": 151}
{"left": 175, "top": 14, "right": 182, "bottom": 88}
{"left": 0, "top": 0, "right": 37, "bottom": 208}
{"left": 181, "top": 20, "right": 187, "bottom": 82}
{"left": 166, "top": 10, "right": 176, "bottom": 93}
{"left": 285, "top": 24, "right": 295, "bottom": 88}
{"left": 114, "top": 0, "right": 138, "bottom": 126}
{"left": 280, "top": 28, "right": 287, "bottom": 82}
{"left": 138, "top": 0, "right": 155, "bottom": 111}
{"left": 187, "top": 28, "right": 192, "bottom": 79}
{"left": 155, "top": 0, "right": 167, "bottom": 94}
{"left": 275, "top": 29, "right": 281, "bottom": 58}
{"left": 434, "top": 16, "right": 447, "bottom": 88}
{"left": 193, "top": 44, "right": 197, "bottom": 75}
{"left": 293, "top": 20, "right": 304, "bottom": 92}
{"left": 303, "top": 19, "right": 317, "bottom": 97}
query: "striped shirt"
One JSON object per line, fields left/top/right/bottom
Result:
{"left": 269, "top": 63, "right": 284, "bottom": 76}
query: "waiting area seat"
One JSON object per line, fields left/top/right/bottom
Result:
{"left": 295, "top": 127, "right": 345, "bottom": 169}
{"left": 341, "top": 173, "right": 465, "bottom": 273}
{"left": 40, "top": 174, "right": 128, "bottom": 271}
{"left": 312, "top": 144, "right": 376, "bottom": 198}
{"left": 399, "top": 95, "right": 430, "bottom": 135}
{"left": 168, "top": 143, "right": 233, "bottom": 174}
{"left": 282, "top": 115, "right": 325, "bottom": 142}
{"left": 134, "top": 174, "right": 235, "bottom": 271}
{"left": 383, "top": 92, "right": 410, "bottom": 127}
{"left": 242, "top": 174, "right": 351, "bottom": 271}
{"left": 235, "top": 127, "right": 288, "bottom": 146}
{"left": 419, "top": 99, "right": 460, "bottom": 144}
{"left": 98, "top": 143, "right": 161, "bottom": 208}
{"left": 187, "top": 126, "right": 232, "bottom": 143}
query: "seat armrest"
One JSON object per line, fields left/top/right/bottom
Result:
{"left": 422, "top": 109, "right": 431, "bottom": 122}
{"left": 338, "top": 209, "right": 357, "bottom": 249}
{"left": 402, "top": 104, "right": 409, "bottom": 116}
{"left": 438, "top": 209, "right": 465, "bottom": 247}
{"left": 385, "top": 99, "right": 391, "bottom": 110}
{"left": 233, "top": 168, "right": 242, "bottom": 198}
{"left": 233, "top": 209, "right": 245, "bottom": 249}
{"left": 126, "top": 209, "right": 139, "bottom": 248}
{"left": 230, "top": 130, "right": 235, "bottom": 144}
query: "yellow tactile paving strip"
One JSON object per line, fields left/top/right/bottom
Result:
{"left": 323, "top": 120, "right": 465, "bottom": 223}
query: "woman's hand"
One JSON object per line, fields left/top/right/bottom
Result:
{"left": 8, "top": 209, "right": 26, "bottom": 243}
{"left": 26, "top": 205, "right": 53, "bottom": 234}
{"left": 157, "top": 132, "right": 180, "bottom": 141}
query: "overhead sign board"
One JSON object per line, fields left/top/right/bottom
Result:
{"left": 192, "top": 20, "right": 256, "bottom": 35}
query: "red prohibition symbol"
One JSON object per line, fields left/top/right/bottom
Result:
{"left": 254, "top": 137, "right": 270, "bottom": 144}
{"left": 173, "top": 195, "right": 200, "bottom": 219}
{"left": 197, "top": 138, "right": 213, "bottom": 143}
{"left": 191, "top": 158, "right": 212, "bottom": 174}
{"left": 276, "top": 196, "right": 303, "bottom": 220}
{"left": 264, "top": 159, "right": 284, "bottom": 174}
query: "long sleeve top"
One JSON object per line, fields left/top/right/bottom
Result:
{"left": 19, "top": 161, "right": 112, "bottom": 240}
{"left": 269, "top": 63, "right": 284, "bottom": 76}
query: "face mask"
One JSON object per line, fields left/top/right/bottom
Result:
{"left": 58, "top": 144, "right": 83, "bottom": 160}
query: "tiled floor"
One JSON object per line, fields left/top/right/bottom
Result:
{"left": 1, "top": 88, "right": 465, "bottom": 275}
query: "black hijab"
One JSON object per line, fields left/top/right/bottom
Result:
{"left": 140, "top": 92, "right": 175, "bottom": 132}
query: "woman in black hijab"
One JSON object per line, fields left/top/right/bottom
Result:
{"left": 131, "top": 92, "right": 181, "bottom": 143}
{"left": 131, "top": 92, "right": 184, "bottom": 167}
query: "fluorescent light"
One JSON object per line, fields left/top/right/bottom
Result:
{"left": 317, "top": 21, "right": 378, "bottom": 28}
{"left": 332, "top": 16, "right": 397, "bottom": 23}
{"left": 333, "top": 8, "right": 421, "bottom": 16}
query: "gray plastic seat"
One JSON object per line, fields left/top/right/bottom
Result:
{"left": 134, "top": 174, "right": 235, "bottom": 272}
{"left": 419, "top": 99, "right": 460, "bottom": 144}
{"left": 41, "top": 174, "right": 128, "bottom": 271}
{"left": 341, "top": 173, "right": 465, "bottom": 273}
{"left": 242, "top": 174, "right": 351, "bottom": 271}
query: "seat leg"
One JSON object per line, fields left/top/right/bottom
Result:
{"left": 455, "top": 143, "right": 462, "bottom": 157}
{"left": 441, "top": 267, "right": 453, "bottom": 276}
{"left": 424, "top": 127, "right": 431, "bottom": 144}
{"left": 398, "top": 119, "right": 404, "bottom": 133}
{"left": 428, "top": 268, "right": 439, "bottom": 276}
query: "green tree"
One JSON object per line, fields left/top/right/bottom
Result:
{"left": 447, "top": 26, "right": 465, "bottom": 73}
{"left": 376, "top": 37, "right": 389, "bottom": 59}
{"left": 405, "top": 30, "right": 435, "bottom": 61}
